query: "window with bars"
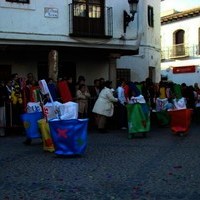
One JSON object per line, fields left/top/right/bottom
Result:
{"left": 6, "top": 0, "right": 30, "bottom": 3}
{"left": 116, "top": 69, "right": 131, "bottom": 82}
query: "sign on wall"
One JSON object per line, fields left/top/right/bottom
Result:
{"left": 173, "top": 66, "right": 195, "bottom": 74}
{"left": 44, "top": 7, "right": 58, "bottom": 18}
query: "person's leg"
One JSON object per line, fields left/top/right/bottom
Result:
{"left": 0, "top": 106, "right": 6, "bottom": 136}
{"left": 98, "top": 115, "right": 107, "bottom": 133}
{"left": 118, "top": 104, "right": 128, "bottom": 129}
{"left": 122, "top": 105, "right": 128, "bottom": 129}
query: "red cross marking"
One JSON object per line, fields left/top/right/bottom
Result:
{"left": 57, "top": 128, "right": 68, "bottom": 138}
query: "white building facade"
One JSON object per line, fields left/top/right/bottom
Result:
{"left": 0, "top": 0, "right": 161, "bottom": 86}
{"left": 161, "top": 6, "right": 200, "bottom": 86}
{"left": 116, "top": 0, "right": 161, "bottom": 83}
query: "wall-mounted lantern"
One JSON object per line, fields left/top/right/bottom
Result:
{"left": 123, "top": 0, "right": 139, "bottom": 33}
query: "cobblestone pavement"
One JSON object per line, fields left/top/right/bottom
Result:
{"left": 1, "top": 123, "right": 200, "bottom": 200}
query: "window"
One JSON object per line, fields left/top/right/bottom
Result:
{"left": 149, "top": 67, "right": 155, "bottom": 81}
{"left": 117, "top": 69, "right": 130, "bottom": 82}
{"left": 71, "top": 0, "right": 108, "bottom": 37}
{"left": 6, "top": 0, "right": 30, "bottom": 3}
{"left": 173, "top": 29, "right": 185, "bottom": 57}
{"left": 74, "top": 3, "right": 87, "bottom": 17}
{"left": 88, "top": 0, "right": 101, "bottom": 18}
{"left": 175, "top": 29, "right": 184, "bottom": 45}
{"left": 148, "top": 5, "right": 154, "bottom": 27}
{"left": 73, "top": 0, "right": 101, "bottom": 18}
{"left": 89, "top": 4, "right": 101, "bottom": 18}
{"left": 2, "top": 0, "right": 35, "bottom": 9}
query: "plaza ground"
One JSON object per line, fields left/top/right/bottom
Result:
{"left": 0, "top": 122, "right": 200, "bottom": 200}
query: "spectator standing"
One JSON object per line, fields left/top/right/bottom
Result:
{"left": 116, "top": 79, "right": 128, "bottom": 129}
{"left": 90, "top": 79, "right": 100, "bottom": 100}
{"left": 57, "top": 77, "right": 72, "bottom": 103}
{"left": 76, "top": 76, "right": 86, "bottom": 92}
{"left": 123, "top": 81, "right": 130, "bottom": 102}
{"left": 65, "top": 76, "right": 76, "bottom": 99}
{"left": 99, "top": 77, "right": 105, "bottom": 92}
{"left": 194, "top": 83, "right": 200, "bottom": 94}
{"left": 89, "top": 79, "right": 100, "bottom": 108}
{"left": 4, "top": 79, "right": 14, "bottom": 128}
{"left": 47, "top": 78, "right": 58, "bottom": 101}
{"left": 76, "top": 84, "right": 91, "bottom": 118}
{"left": 88, "top": 79, "right": 101, "bottom": 128}
{"left": 26, "top": 73, "right": 35, "bottom": 85}
{"left": 0, "top": 81, "right": 6, "bottom": 136}
{"left": 181, "top": 83, "right": 195, "bottom": 109}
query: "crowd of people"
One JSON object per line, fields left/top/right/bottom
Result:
{"left": 0, "top": 72, "right": 200, "bottom": 137}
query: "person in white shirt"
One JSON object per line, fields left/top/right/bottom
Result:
{"left": 116, "top": 79, "right": 128, "bottom": 130}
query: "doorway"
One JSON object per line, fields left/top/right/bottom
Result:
{"left": 0, "top": 65, "right": 11, "bottom": 81}
{"left": 149, "top": 66, "right": 155, "bottom": 82}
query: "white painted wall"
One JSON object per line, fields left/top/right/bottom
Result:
{"left": 0, "top": 0, "right": 140, "bottom": 48}
{"left": 117, "top": 0, "right": 161, "bottom": 83}
{"left": 0, "top": 0, "right": 69, "bottom": 41}
{"left": 0, "top": 0, "right": 161, "bottom": 85}
{"left": 0, "top": 0, "right": 138, "bottom": 83}
{"left": 161, "top": 12, "right": 200, "bottom": 85}
{"left": 161, "top": 59, "right": 200, "bottom": 86}
{"left": 76, "top": 59, "right": 109, "bottom": 85}
{"left": 161, "top": 17, "right": 200, "bottom": 49}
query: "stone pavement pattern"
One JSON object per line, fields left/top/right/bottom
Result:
{"left": 0, "top": 124, "right": 200, "bottom": 200}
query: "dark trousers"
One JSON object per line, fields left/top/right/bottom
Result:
{"left": 117, "top": 103, "right": 128, "bottom": 128}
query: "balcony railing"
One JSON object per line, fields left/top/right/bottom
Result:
{"left": 197, "top": 43, "right": 200, "bottom": 55}
{"left": 161, "top": 43, "right": 200, "bottom": 60}
{"left": 170, "top": 43, "right": 188, "bottom": 58}
{"left": 69, "top": 3, "right": 113, "bottom": 38}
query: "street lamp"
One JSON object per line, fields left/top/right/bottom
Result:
{"left": 123, "top": 0, "right": 139, "bottom": 33}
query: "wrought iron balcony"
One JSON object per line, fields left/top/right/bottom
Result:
{"left": 169, "top": 43, "right": 189, "bottom": 58}
{"left": 69, "top": 3, "right": 113, "bottom": 38}
{"left": 197, "top": 43, "right": 200, "bottom": 55}
{"left": 161, "top": 43, "right": 200, "bottom": 60}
